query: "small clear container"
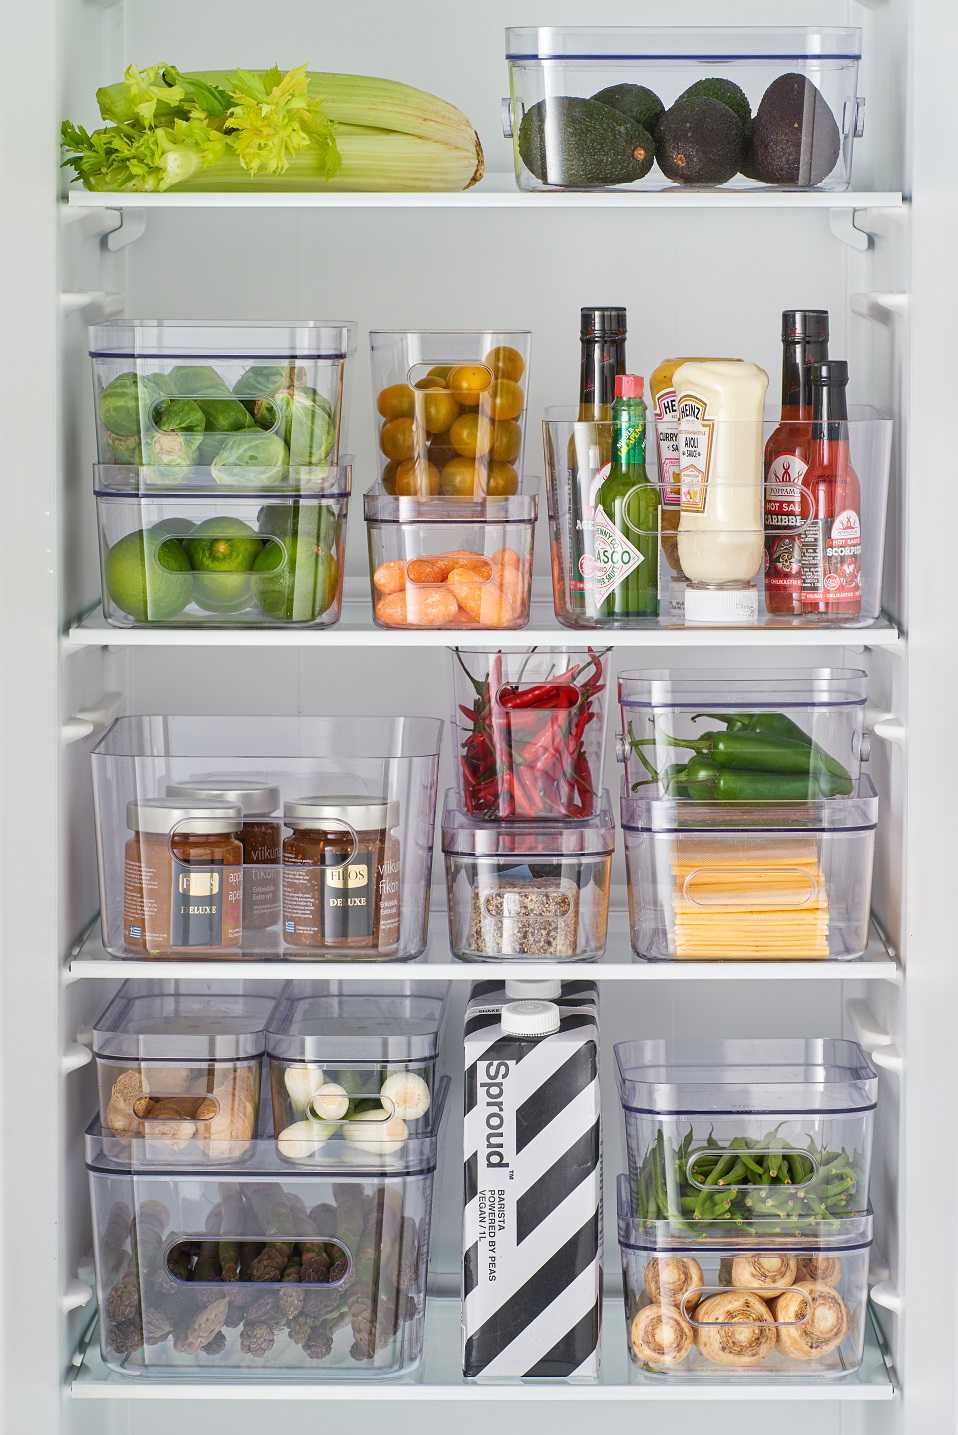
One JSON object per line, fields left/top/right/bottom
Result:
{"left": 95, "top": 465, "right": 350, "bottom": 628}
{"left": 621, "top": 779, "right": 878, "bottom": 962}
{"left": 504, "top": 29, "right": 863, "bottom": 193}
{"left": 442, "top": 790, "right": 614, "bottom": 961}
{"left": 543, "top": 411, "right": 891, "bottom": 628}
{"left": 90, "top": 321, "right": 355, "bottom": 474}
{"left": 451, "top": 646, "right": 611, "bottom": 820}
{"left": 267, "top": 991, "right": 446, "bottom": 1165}
{"left": 91, "top": 716, "right": 442, "bottom": 962}
{"left": 92, "top": 985, "right": 275, "bottom": 1165}
{"left": 369, "top": 330, "right": 531, "bottom": 499}
{"left": 364, "top": 488, "right": 537, "bottom": 630}
{"left": 617, "top": 668, "right": 867, "bottom": 798}
{"left": 616, "top": 1178, "right": 872, "bottom": 1380}
{"left": 86, "top": 1081, "right": 447, "bottom": 1379}
{"left": 614, "top": 1038, "right": 877, "bottom": 1231}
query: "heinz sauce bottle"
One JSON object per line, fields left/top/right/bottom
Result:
{"left": 801, "top": 360, "right": 862, "bottom": 619}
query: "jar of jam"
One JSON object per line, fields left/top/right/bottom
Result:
{"left": 124, "top": 800, "right": 244, "bottom": 956}
{"left": 167, "top": 781, "right": 281, "bottom": 932}
{"left": 282, "top": 795, "right": 400, "bottom": 956}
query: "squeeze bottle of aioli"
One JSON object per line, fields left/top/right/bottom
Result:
{"left": 674, "top": 360, "right": 769, "bottom": 624}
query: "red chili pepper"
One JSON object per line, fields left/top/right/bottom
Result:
{"left": 459, "top": 705, "right": 477, "bottom": 722}
{"left": 498, "top": 683, "right": 580, "bottom": 711}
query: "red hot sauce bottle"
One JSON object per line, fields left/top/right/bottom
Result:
{"left": 800, "top": 360, "right": 862, "bottom": 620}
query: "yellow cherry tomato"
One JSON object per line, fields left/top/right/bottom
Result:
{"left": 420, "top": 388, "right": 460, "bottom": 435}
{"left": 482, "top": 378, "right": 524, "bottom": 423}
{"left": 486, "top": 461, "right": 519, "bottom": 497}
{"left": 377, "top": 384, "right": 415, "bottom": 421}
{"left": 382, "top": 460, "right": 399, "bottom": 495}
{"left": 450, "top": 411, "right": 494, "bottom": 459}
{"left": 380, "top": 416, "right": 423, "bottom": 462}
{"left": 489, "top": 420, "right": 521, "bottom": 463}
{"left": 414, "top": 376, "right": 442, "bottom": 390}
{"left": 394, "top": 459, "right": 440, "bottom": 497}
{"left": 447, "top": 363, "right": 493, "bottom": 407}
{"left": 427, "top": 364, "right": 452, "bottom": 381}
{"left": 441, "top": 455, "right": 483, "bottom": 498}
{"left": 483, "top": 345, "right": 525, "bottom": 382}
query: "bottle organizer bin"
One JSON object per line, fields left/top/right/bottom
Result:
{"left": 86, "top": 1081, "right": 447, "bottom": 1379}
{"left": 450, "top": 646, "right": 611, "bottom": 820}
{"left": 89, "top": 321, "right": 355, "bottom": 474}
{"left": 543, "top": 411, "right": 891, "bottom": 627}
{"left": 614, "top": 1039, "right": 877, "bottom": 1229}
{"left": 616, "top": 1179, "right": 873, "bottom": 1380}
{"left": 504, "top": 28, "right": 863, "bottom": 193}
{"left": 267, "top": 990, "right": 445, "bottom": 1161}
{"left": 369, "top": 330, "right": 531, "bottom": 499}
{"left": 90, "top": 715, "right": 441, "bottom": 961}
{"left": 364, "top": 489, "right": 537, "bottom": 629}
{"left": 95, "top": 468, "right": 350, "bottom": 628}
{"left": 441, "top": 790, "right": 614, "bottom": 961}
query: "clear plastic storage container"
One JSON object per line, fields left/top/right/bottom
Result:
{"left": 95, "top": 466, "right": 350, "bottom": 628}
{"left": 616, "top": 1179, "right": 872, "bottom": 1380}
{"left": 93, "top": 986, "right": 275, "bottom": 1165}
{"left": 614, "top": 1039, "right": 877, "bottom": 1230}
{"left": 441, "top": 790, "right": 614, "bottom": 961}
{"left": 369, "top": 330, "right": 531, "bottom": 499}
{"left": 504, "top": 29, "right": 863, "bottom": 192}
{"left": 451, "top": 646, "right": 610, "bottom": 819}
{"left": 365, "top": 488, "right": 537, "bottom": 629}
{"left": 267, "top": 990, "right": 445, "bottom": 1165}
{"left": 90, "top": 321, "right": 355, "bottom": 473}
{"left": 91, "top": 715, "right": 442, "bottom": 961}
{"left": 543, "top": 411, "right": 891, "bottom": 627}
{"left": 86, "top": 1081, "right": 447, "bottom": 1379}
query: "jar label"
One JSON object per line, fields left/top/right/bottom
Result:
{"left": 584, "top": 508, "right": 645, "bottom": 603}
{"left": 654, "top": 388, "right": 682, "bottom": 508}
{"left": 800, "top": 508, "right": 862, "bottom": 606}
{"left": 170, "top": 861, "right": 238, "bottom": 948}
{"left": 322, "top": 849, "right": 374, "bottom": 941}
{"left": 678, "top": 395, "right": 714, "bottom": 514}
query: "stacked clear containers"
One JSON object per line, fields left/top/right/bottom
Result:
{"left": 366, "top": 330, "right": 536, "bottom": 630}
{"left": 90, "top": 715, "right": 441, "bottom": 961}
{"left": 90, "top": 322, "right": 354, "bottom": 628}
{"left": 617, "top": 669, "right": 877, "bottom": 961}
{"left": 504, "top": 28, "right": 864, "bottom": 193}
{"left": 544, "top": 410, "right": 892, "bottom": 629}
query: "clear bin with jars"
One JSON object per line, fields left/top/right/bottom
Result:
{"left": 89, "top": 715, "right": 441, "bottom": 961}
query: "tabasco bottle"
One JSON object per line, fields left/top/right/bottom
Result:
{"left": 594, "top": 374, "right": 659, "bottom": 618}
{"left": 764, "top": 309, "right": 829, "bottom": 616}
{"left": 801, "top": 360, "right": 862, "bottom": 619}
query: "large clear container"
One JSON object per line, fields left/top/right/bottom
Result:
{"left": 442, "top": 790, "right": 614, "bottom": 961}
{"left": 95, "top": 466, "right": 350, "bottom": 628}
{"left": 90, "top": 321, "right": 355, "bottom": 473}
{"left": 93, "top": 985, "right": 275, "bottom": 1165}
{"left": 267, "top": 990, "right": 446, "bottom": 1164}
{"left": 617, "top": 668, "right": 867, "bottom": 798}
{"left": 91, "top": 715, "right": 442, "bottom": 962}
{"left": 86, "top": 1082, "right": 447, "bottom": 1380}
{"left": 504, "top": 29, "right": 863, "bottom": 193}
{"left": 543, "top": 411, "right": 891, "bottom": 628}
{"left": 364, "top": 488, "right": 537, "bottom": 629}
{"left": 369, "top": 331, "right": 531, "bottom": 499}
{"left": 616, "top": 1179, "right": 872, "bottom": 1380}
{"left": 614, "top": 1039, "right": 877, "bottom": 1231}
{"left": 450, "top": 646, "right": 611, "bottom": 820}
{"left": 621, "top": 779, "right": 878, "bottom": 962}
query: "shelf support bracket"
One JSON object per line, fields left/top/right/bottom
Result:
{"left": 829, "top": 208, "right": 873, "bottom": 252}
{"left": 105, "top": 207, "right": 147, "bottom": 252}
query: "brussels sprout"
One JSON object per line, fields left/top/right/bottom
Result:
{"left": 107, "top": 432, "right": 143, "bottom": 465}
{"left": 232, "top": 364, "right": 299, "bottom": 412}
{"left": 98, "top": 371, "right": 164, "bottom": 439}
{"left": 144, "top": 398, "right": 206, "bottom": 479}
{"left": 253, "top": 386, "right": 335, "bottom": 466}
{"left": 253, "top": 534, "right": 339, "bottom": 622}
{"left": 209, "top": 430, "right": 290, "bottom": 489}
{"left": 167, "top": 364, "right": 231, "bottom": 398}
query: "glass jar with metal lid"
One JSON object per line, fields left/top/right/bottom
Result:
{"left": 123, "top": 798, "right": 244, "bottom": 956}
{"left": 282, "top": 795, "right": 401, "bottom": 955}
{"left": 167, "top": 779, "right": 281, "bottom": 933}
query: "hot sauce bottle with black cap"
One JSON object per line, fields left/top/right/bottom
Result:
{"left": 801, "top": 360, "right": 862, "bottom": 619}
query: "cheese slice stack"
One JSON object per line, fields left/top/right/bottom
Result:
{"left": 670, "top": 835, "right": 829, "bottom": 959}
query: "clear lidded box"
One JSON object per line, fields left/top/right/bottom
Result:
{"left": 504, "top": 28, "right": 864, "bottom": 193}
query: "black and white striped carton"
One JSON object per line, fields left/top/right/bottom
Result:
{"left": 462, "top": 999, "right": 601, "bottom": 1380}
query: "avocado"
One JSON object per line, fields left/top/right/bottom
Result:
{"left": 676, "top": 77, "right": 751, "bottom": 132}
{"left": 591, "top": 82, "right": 664, "bottom": 136}
{"left": 517, "top": 96, "right": 655, "bottom": 187}
{"left": 746, "top": 73, "right": 841, "bottom": 185}
{"left": 656, "top": 96, "right": 745, "bottom": 185}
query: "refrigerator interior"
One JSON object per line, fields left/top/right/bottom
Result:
{"left": 4, "top": 0, "right": 958, "bottom": 1431}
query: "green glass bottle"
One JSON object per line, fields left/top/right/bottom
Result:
{"left": 594, "top": 374, "right": 659, "bottom": 618}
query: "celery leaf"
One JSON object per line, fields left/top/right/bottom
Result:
{"left": 224, "top": 63, "right": 340, "bottom": 178}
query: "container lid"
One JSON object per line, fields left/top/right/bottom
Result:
{"left": 127, "top": 798, "right": 243, "bottom": 836}
{"left": 614, "top": 1038, "right": 878, "bottom": 1115}
{"left": 89, "top": 320, "right": 356, "bottom": 358}
{"left": 618, "top": 667, "right": 867, "bottom": 711}
{"left": 684, "top": 585, "right": 758, "bottom": 625}
{"left": 783, "top": 310, "right": 830, "bottom": 343}
{"left": 581, "top": 307, "right": 627, "bottom": 340}
{"left": 167, "top": 780, "right": 281, "bottom": 816}
{"left": 93, "top": 461, "right": 352, "bottom": 500}
{"left": 505, "top": 27, "right": 862, "bottom": 61}
{"left": 92, "top": 989, "right": 275, "bottom": 1060}
{"left": 267, "top": 993, "right": 445, "bottom": 1062}
{"left": 620, "top": 775, "right": 878, "bottom": 834}
{"left": 364, "top": 484, "right": 538, "bottom": 525}
{"left": 442, "top": 789, "right": 615, "bottom": 856}
{"left": 501, "top": 1000, "right": 561, "bottom": 1037}
{"left": 283, "top": 794, "right": 399, "bottom": 830}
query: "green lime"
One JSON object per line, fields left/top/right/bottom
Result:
{"left": 104, "top": 528, "right": 192, "bottom": 623}
{"left": 253, "top": 534, "right": 339, "bottom": 622}
{"left": 184, "top": 516, "right": 262, "bottom": 573}
{"left": 151, "top": 516, "right": 196, "bottom": 538}
{"left": 192, "top": 571, "right": 253, "bottom": 614}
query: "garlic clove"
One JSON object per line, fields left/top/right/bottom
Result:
{"left": 307, "top": 1081, "right": 350, "bottom": 1122}
{"left": 283, "top": 1064, "right": 326, "bottom": 1117}
{"left": 379, "top": 1070, "right": 431, "bottom": 1121}
{"left": 276, "top": 1118, "right": 334, "bottom": 1162}
{"left": 342, "top": 1108, "right": 409, "bottom": 1155}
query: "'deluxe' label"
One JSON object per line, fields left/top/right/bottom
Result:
{"left": 678, "top": 394, "right": 714, "bottom": 513}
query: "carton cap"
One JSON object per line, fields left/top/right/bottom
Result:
{"left": 505, "top": 979, "right": 562, "bottom": 1001}
{"left": 501, "top": 1000, "right": 561, "bottom": 1037}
